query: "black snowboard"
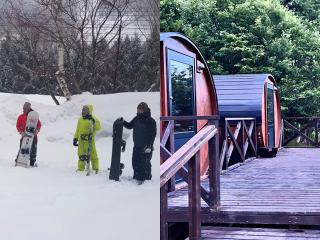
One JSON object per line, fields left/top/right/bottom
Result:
{"left": 109, "top": 118, "right": 126, "bottom": 181}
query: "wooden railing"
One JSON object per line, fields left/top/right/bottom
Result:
{"left": 220, "top": 118, "right": 257, "bottom": 170}
{"left": 160, "top": 115, "right": 220, "bottom": 240}
{"left": 283, "top": 117, "right": 320, "bottom": 147}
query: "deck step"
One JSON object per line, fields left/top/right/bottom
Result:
{"left": 201, "top": 226, "right": 320, "bottom": 239}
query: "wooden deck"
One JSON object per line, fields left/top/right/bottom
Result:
{"left": 201, "top": 226, "right": 320, "bottom": 239}
{"left": 168, "top": 148, "right": 320, "bottom": 225}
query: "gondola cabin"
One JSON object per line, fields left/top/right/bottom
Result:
{"left": 214, "top": 74, "right": 281, "bottom": 157}
{"left": 160, "top": 32, "right": 219, "bottom": 176}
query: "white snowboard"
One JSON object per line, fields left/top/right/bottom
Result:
{"left": 16, "top": 111, "right": 39, "bottom": 168}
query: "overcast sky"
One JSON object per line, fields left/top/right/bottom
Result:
{"left": 0, "top": 0, "right": 157, "bottom": 41}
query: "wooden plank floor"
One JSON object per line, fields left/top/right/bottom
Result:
{"left": 168, "top": 148, "right": 320, "bottom": 225}
{"left": 201, "top": 226, "right": 320, "bottom": 239}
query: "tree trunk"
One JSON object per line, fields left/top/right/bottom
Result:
{"left": 50, "top": 92, "right": 60, "bottom": 105}
{"left": 56, "top": 0, "right": 71, "bottom": 101}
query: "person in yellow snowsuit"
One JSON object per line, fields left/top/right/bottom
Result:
{"left": 73, "top": 105, "right": 101, "bottom": 173}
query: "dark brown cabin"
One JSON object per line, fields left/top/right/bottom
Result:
{"left": 214, "top": 74, "right": 282, "bottom": 156}
{"left": 160, "top": 32, "right": 219, "bottom": 176}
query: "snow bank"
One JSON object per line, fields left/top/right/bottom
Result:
{"left": 0, "top": 92, "right": 160, "bottom": 240}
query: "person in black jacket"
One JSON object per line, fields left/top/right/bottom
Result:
{"left": 123, "top": 102, "right": 157, "bottom": 183}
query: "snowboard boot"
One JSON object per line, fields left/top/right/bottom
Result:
{"left": 137, "top": 180, "right": 144, "bottom": 185}
{"left": 145, "top": 174, "right": 152, "bottom": 180}
{"left": 30, "top": 158, "right": 37, "bottom": 167}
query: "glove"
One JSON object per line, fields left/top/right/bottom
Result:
{"left": 144, "top": 147, "right": 152, "bottom": 154}
{"left": 73, "top": 138, "right": 78, "bottom": 146}
{"left": 20, "top": 132, "right": 27, "bottom": 137}
{"left": 117, "top": 117, "right": 123, "bottom": 122}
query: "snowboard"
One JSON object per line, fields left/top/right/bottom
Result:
{"left": 16, "top": 111, "right": 39, "bottom": 168}
{"left": 85, "top": 119, "right": 94, "bottom": 176}
{"left": 109, "top": 118, "right": 126, "bottom": 181}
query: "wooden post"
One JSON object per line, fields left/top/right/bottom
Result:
{"left": 219, "top": 119, "right": 226, "bottom": 170}
{"left": 280, "top": 119, "right": 284, "bottom": 149}
{"left": 225, "top": 119, "right": 229, "bottom": 170}
{"left": 242, "top": 120, "right": 245, "bottom": 160}
{"left": 188, "top": 152, "right": 201, "bottom": 240}
{"left": 160, "top": 184, "right": 168, "bottom": 240}
{"left": 315, "top": 118, "right": 319, "bottom": 146}
{"left": 254, "top": 119, "right": 257, "bottom": 155}
{"left": 215, "top": 120, "right": 220, "bottom": 206}
{"left": 168, "top": 120, "right": 176, "bottom": 191}
{"left": 208, "top": 120, "right": 220, "bottom": 208}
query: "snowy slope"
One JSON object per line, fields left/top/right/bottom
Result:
{"left": 0, "top": 92, "right": 160, "bottom": 240}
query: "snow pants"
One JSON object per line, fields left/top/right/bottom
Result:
{"left": 132, "top": 146, "right": 152, "bottom": 181}
{"left": 77, "top": 137, "right": 99, "bottom": 171}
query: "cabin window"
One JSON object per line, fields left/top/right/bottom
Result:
{"left": 267, "top": 83, "right": 275, "bottom": 147}
{"left": 167, "top": 50, "right": 195, "bottom": 133}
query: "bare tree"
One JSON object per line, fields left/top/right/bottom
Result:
{"left": 0, "top": 0, "right": 159, "bottom": 97}
{"left": 1, "top": 0, "right": 130, "bottom": 95}
{"left": 0, "top": 0, "right": 63, "bottom": 102}
{"left": 130, "top": 0, "right": 160, "bottom": 92}
{"left": 131, "top": 0, "right": 159, "bottom": 38}
{"left": 38, "top": 0, "right": 130, "bottom": 93}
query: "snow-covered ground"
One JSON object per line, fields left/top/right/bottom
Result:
{"left": 0, "top": 92, "right": 160, "bottom": 240}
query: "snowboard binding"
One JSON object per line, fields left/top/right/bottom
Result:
{"left": 119, "top": 163, "right": 125, "bottom": 176}
{"left": 20, "top": 148, "right": 30, "bottom": 154}
{"left": 121, "top": 140, "right": 126, "bottom": 152}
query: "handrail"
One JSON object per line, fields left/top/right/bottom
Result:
{"left": 283, "top": 117, "right": 319, "bottom": 147}
{"left": 160, "top": 115, "right": 220, "bottom": 240}
{"left": 160, "top": 121, "right": 174, "bottom": 146}
{"left": 160, "top": 125, "right": 218, "bottom": 187}
{"left": 225, "top": 117, "right": 256, "bottom": 121}
{"left": 285, "top": 116, "right": 320, "bottom": 120}
{"left": 160, "top": 115, "right": 220, "bottom": 121}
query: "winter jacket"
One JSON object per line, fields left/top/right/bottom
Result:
{"left": 74, "top": 105, "right": 101, "bottom": 170}
{"left": 124, "top": 108, "right": 157, "bottom": 148}
{"left": 16, "top": 109, "right": 41, "bottom": 134}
